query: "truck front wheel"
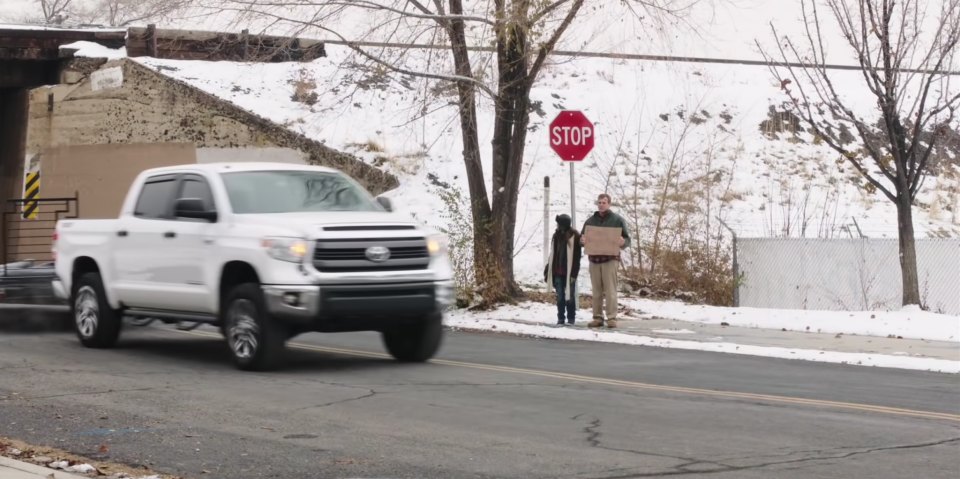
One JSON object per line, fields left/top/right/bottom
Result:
{"left": 382, "top": 313, "right": 443, "bottom": 362}
{"left": 72, "top": 272, "right": 122, "bottom": 348}
{"left": 223, "top": 283, "right": 286, "bottom": 371}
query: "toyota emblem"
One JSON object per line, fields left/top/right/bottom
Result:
{"left": 365, "top": 245, "right": 391, "bottom": 263}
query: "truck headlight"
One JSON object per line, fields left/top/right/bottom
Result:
{"left": 262, "top": 237, "right": 309, "bottom": 263}
{"left": 426, "top": 234, "right": 448, "bottom": 257}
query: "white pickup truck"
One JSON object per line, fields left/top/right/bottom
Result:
{"left": 52, "top": 162, "right": 453, "bottom": 370}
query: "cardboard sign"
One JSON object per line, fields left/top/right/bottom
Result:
{"left": 583, "top": 225, "right": 622, "bottom": 256}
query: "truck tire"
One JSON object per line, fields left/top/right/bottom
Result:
{"left": 223, "top": 283, "right": 286, "bottom": 371}
{"left": 72, "top": 272, "right": 122, "bottom": 348}
{"left": 382, "top": 312, "right": 443, "bottom": 362}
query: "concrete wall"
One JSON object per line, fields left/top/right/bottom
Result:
{"left": 42, "top": 143, "right": 196, "bottom": 219}
{"left": 26, "top": 60, "right": 279, "bottom": 154}
{"left": 0, "top": 88, "right": 28, "bottom": 261}
{"left": 15, "top": 59, "right": 395, "bottom": 222}
{"left": 196, "top": 147, "right": 308, "bottom": 165}
{"left": 3, "top": 58, "right": 396, "bottom": 261}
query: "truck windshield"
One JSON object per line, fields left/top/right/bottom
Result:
{"left": 221, "top": 170, "right": 381, "bottom": 214}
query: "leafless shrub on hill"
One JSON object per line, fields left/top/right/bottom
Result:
{"left": 290, "top": 66, "right": 319, "bottom": 105}
{"left": 597, "top": 102, "right": 741, "bottom": 305}
{"left": 756, "top": 150, "right": 844, "bottom": 239}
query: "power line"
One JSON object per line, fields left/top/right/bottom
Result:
{"left": 319, "top": 40, "right": 960, "bottom": 76}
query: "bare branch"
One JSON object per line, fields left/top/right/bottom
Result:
{"left": 211, "top": 3, "right": 497, "bottom": 98}
{"left": 527, "top": 0, "right": 585, "bottom": 91}
{"left": 223, "top": 0, "right": 495, "bottom": 26}
{"left": 529, "top": 0, "right": 572, "bottom": 25}
{"left": 36, "top": 0, "right": 73, "bottom": 23}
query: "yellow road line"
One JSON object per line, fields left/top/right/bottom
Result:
{"left": 179, "top": 329, "right": 960, "bottom": 423}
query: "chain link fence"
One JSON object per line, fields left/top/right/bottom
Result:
{"left": 736, "top": 238, "right": 960, "bottom": 314}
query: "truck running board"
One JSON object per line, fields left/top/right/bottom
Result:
{"left": 125, "top": 308, "right": 218, "bottom": 325}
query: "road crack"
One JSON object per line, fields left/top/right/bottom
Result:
{"left": 576, "top": 434, "right": 960, "bottom": 478}
{"left": 10, "top": 387, "right": 157, "bottom": 401}
{"left": 572, "top": 414, "right": 734, "bottom": 472}
{"left": 296, "top": 388, "right": 379, "bottom": 410}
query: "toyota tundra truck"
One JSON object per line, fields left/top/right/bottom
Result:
{"left": 52, "top": 162, "right": 453, "bottom": 370}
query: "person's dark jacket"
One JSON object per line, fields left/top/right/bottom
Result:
{"left": 543, "top": 229, "right": 582, "bottom": 281}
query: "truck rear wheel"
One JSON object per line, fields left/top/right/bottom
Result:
{"left": 382, "top": 312, "right": 443, "bottom": 362}
{"left": 72, "top": 272, "right": 122, "bottom": 348}
{"left": 223, "top": 283, "right": 286, "bottom": 371}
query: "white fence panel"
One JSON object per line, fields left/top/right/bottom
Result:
{"left": 738, "top": 238, "right": 959, "bottom": 314}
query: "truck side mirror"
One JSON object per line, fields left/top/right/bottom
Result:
{"left": 376, "top": 196, "right": 393, "bottom": 212}
{"left": 175, "top": 198, "right": 217, "bottom": 222}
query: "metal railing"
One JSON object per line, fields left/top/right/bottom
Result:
{"left": 736, "top": 237, "right": 960, "bottom": 314}
{"left": 1, "top": 194, "right": 78, "bottom": 274}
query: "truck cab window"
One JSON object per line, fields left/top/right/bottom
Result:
{"left": 134, "top": 178, "right": 178, "bottom": 219}
{"left": 179, "top": 177, "right": 215, "bottom": 211}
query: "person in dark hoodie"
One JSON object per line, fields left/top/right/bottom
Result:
{"left": 580, "top": 193, "right": 631, "bottom": 328}
{"left": 544, "top": 214, "right": 582, "bottom": 326}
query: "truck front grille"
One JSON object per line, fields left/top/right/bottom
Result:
{"left": 313, "top": 237, "right": 430, "bottom": 272}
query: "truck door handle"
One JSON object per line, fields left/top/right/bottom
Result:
{"left": 163, "top": 231, "right": 176, "bottom": 238}
{"left": 117, "top": 230, "right": 128, "bottom": 237}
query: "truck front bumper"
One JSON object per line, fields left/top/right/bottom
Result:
{"left": 263, "top": 280, "right": 454, "bottom": 330}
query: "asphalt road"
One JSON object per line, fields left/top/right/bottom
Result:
{"left": 0, "top": 321, "right": 958, "bottom": 479}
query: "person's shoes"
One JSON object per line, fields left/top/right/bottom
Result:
{"left": 587, "top": 319, "right": 603, "bottom": 328}
{"left": 606, "top": 320, "right": 618, "bottom": 329}
{"left": 567, "top": 320, "right": 575, "bottom": 326}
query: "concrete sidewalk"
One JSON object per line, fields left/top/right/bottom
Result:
{"left": 611, "top": 315, "right": 959, "bottom": 362}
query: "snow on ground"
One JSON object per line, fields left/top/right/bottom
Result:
{"left": 60, "top": 40, "right": 127, "bottom": 59}
{"left": 624, "top": 300, "right": 959, "bottom": 342}
{"left": 445, "top": 300, "right": 960, "bottom": 373}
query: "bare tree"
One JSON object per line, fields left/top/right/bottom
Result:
{"left": 38, "top": 0, "right": 74, "bottom": 24}
{"left": 75, "top": 0, "right": 194, "bottom": 26}
{"left": 30, "top": 0, "right": 192, "bottom": 26}
{"left": 760, "top": 0, "right": 960, "bottom": 307}
{"left": 209, "top": 0, "right": 701, "bottom": 305}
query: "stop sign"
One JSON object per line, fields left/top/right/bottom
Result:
{"left": 549, "top": 110, "right": 594, "bottom": 161}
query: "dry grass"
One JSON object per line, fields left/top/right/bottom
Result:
{"left": 290, "top": 68, "right": 318, "bottom": 105}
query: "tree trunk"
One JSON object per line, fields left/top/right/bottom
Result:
{"left": 446, "top": 0, "right": 505, "bottom": 304}
{"left": 480, "top": 4, "right": 530, "bottom": 303}
{"left": 896, "top": 191, "right": 921, "bottom": 306}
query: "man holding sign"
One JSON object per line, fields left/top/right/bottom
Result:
{"left": 580, "top": 193, "right": 631, "bottom": 328}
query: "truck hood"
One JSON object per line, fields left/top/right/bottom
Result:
{"left": 231, "top": 211, "right": 426, "bottom": 237}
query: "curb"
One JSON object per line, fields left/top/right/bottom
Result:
{"left": 0, "top": 456, "right": 91, "bottom": 479}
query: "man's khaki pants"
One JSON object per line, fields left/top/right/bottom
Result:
{"left": 589, "top": 261, "right": 618, "bottom": 320}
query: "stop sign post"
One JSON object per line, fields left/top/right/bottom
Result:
{"left": 549, "top": 110, "right": 595, "bottom": 230}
